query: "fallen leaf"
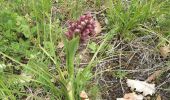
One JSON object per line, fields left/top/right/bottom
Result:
{"left": 127, "top": 79, "right": 155, "bottom": 96}
{"left": 117, "top": 98, "right": 126, "bottom": 100}
{"left": 146, "top": 70, "right": 162, "bottom": 82}
{"left": 124, "top": 93, "right": 143, "bottom": 100}
{"left": 117, "top": 92, "right": 143, "bottom": 100}
{"left": 57, "top": 41, "right": 64, "bottom": 48}
{"left": 94, "top": 20, "right": 102, "bottom": 35}
{"left": 156, "top": 94, "right": 161, "bottom": 100}
{"left": 159, "top": 46, "right": 170, "bottom": 58}
{"left": 80, "top": 90, "right": 89, "bottom": 100}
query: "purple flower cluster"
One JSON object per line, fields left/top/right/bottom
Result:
{"left": 65, "top": 13, "right": 96, "bottom": 41}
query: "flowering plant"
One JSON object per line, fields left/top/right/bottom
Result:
{"left": 65, "top": 13, "right": 96, "bottom": 41}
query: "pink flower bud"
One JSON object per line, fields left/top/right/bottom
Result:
{"left": 74, "top": 29, "right": 81, "bottom": 33}
{"left": 77, "top": 25, "right": 83, "bottom": 29}
{"left": 89, "top": 19, "right": 94, "bottom": 24}
{"left": 80, "top": 15, "right": 86, "bottom": 20}
{"left": 81, "top": 21, "right": 86, "bottom": 26}
{"left": 71, "top": 23, "right": 76, "bottom": 27}
{"left": 87, "top": 25, "right": 92, "bottom": 28}
{"left": 84, "top": 19, "right": 88, "bottom": 23}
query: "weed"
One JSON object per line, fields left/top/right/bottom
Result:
{"left": 106, "top": 0, "right": 170, "bottom": 40}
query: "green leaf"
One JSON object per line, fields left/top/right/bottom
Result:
{"left": 64, "top": 37, "right": 79, "bottom": 79}
{"left": 88, "top": 42, "right": 98, "bottom": 53}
